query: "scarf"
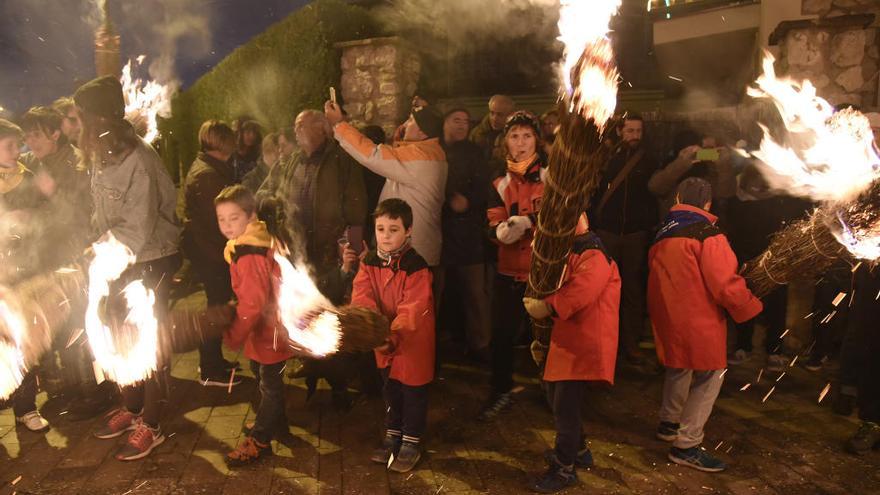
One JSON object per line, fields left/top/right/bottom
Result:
{"left": 0, "top": 163, "right": 26, "bottom": 194}
{"left": 654, "top": 209, "right": 713, "bottom": 243}
{"left": 506, "top": 152, "right": 537, "bottom": 176}
{"left": 224, "top": 220, "right": 274, "bottom": 264}
{"left": 377, "top": 237, "right": 412, "bottom": 266}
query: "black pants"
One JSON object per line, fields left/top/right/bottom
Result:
{"left": 2, "top": 370, "right": 38, "bottom": 417}
{"left": 490, "top": 274, "right": 529, "bottom": 395}
{"left": 114, "top": 253, "right": 180, "bottom": 428}
{"left": 595, "top": 230, "right": 648, "bottom": 358}
{"left": 811, "top": 266, "right": 852, "bottom": 360}
{"left": 736, "top": 285, "right": 787, "bottom": 354}
{"left": 250, "top": 360, "right": 288, "bottom": 443}
{"left": 849, "top": 267, "right": 880, "bottom": 423}
{"left": 192, "top": 260, "right": 234, "bottom": 376}
{"left": 546, "top": 380, "right": 587, "bottom": 466}
{"left": 381, "top": 368, "right": 428, "bottom": 443}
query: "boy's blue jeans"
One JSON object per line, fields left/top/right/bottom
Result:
{"left": 250, "top": 360, "right": 288, "bottom": 444}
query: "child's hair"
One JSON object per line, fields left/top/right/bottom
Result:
{"left": 0, "top": 119, "right": 23, "bottom": 141}
{"left": 373, "top": 198, "right": 413, "bottom": 229}
{"left": 676, "top": 177, "right": 713, "bottom": 208}
{"left": 198, "top": 119, "right": 235, "bottom": 155}
{"left": 20, "top": 106, "right": 65, "bottom": 141}
{"left": 52, "top": 96, "right": 76, "bottom": 115}
{"left": 214, "top": 184, "right": 256, "bottom": 216}
{"left": 262, "top": 132, "right": 280, "bottom": 153}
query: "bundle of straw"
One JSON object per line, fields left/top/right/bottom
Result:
{"left": 335, "top": 305, "right": 391, "bottom": 353}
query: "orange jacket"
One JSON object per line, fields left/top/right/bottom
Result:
{"left": 223, "top": 221, "right": 295, "bottom": 365}
{"left": 351, "top": 247, "right": 435, "bottom": 386}
{"left": 544, "top": 231, "right": 621, "bottom": 384}
{"left": 487, "top": 157, "right": 546, "bottom": 280}
{"left": 648, "top": 204, "right": 762, "bottom": 370}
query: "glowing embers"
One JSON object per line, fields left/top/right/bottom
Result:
{"left": 85, "top": 234, "right": 159, "bottom": 386}
{"left": 274, "top": 252, "right": 341, "bottom": 357}
{"left": 0, "top": 299, "right": 27, "bottom": 400}
{"left": 556, "top": 0, "right": 621, "bottom": 129}
{"left": 121, "top": 56, "right": 173, "bottom": 143}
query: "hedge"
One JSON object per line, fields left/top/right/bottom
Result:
{"left": 163, "top": 0, "right": 379, "bottom": 181}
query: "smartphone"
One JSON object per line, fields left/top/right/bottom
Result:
{"left": 346, "top": 226, "right": 364, "bottom": 254}
{"left": 695, "top": 148, "right": 719, "bottom": 162}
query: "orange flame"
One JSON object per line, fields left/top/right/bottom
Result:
{"left": 0, "top": 299, "right": 27, "bottom": 400}
{"left": 557, "top": 0, "right": 621, "bottom": 128}
{"left": 274, "top": 252, "right": 341, "bottom": 357}
{"left": 121, "top": 57, "right": 173, "bottom": 143}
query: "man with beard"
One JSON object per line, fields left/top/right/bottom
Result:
{"left": 588, "top": 114, "right": 661, "bottom": 368}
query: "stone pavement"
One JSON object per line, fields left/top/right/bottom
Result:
{"left": 1, "top": 338, "right": 879, "bottom": 494}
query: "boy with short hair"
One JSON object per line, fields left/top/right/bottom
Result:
{"left": 215, "top": 185, "right": 294, "bottom": 467}
{"left": 350, "top": 198, "right": 435, "bottom": 473}
{"left": 648, "top": 178, "right": 762, "bottom": 472}
{"left": 522, "top": 214, "right": 621, "bottom": 493}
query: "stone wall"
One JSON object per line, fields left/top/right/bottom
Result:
{"left": 336, "top": 37, "right": 420, "bottom": 138}
{"left": 780, "top": 1, "right": 880, "bottom": 108}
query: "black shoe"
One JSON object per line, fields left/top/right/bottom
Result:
{"left": 200, "top": 370, "right": 242, "bottom": 387}
{"left": 668, "top": 446, "right": 727, "bottom": 472}
{"left": 529, "top": 453, "right": 577, "bottom": 493}
{"left": 656, "top": 421, "right": 680, "bottom": 442}
{"left": 370, "top": 433, "right": 402, "bottom": 464}
{"left": 477, "top": 392, "right": 514, "bottom": 422}
{"left": 544, "top": 447, "right": 593, "bottom": 469}
{"left": 388, "top": 441, "right": 421, "bottom": 473}
{"left": 846, "top": 422, "right": 880, "bottom": 455}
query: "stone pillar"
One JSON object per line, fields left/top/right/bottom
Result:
{"left": 95, "top": 3, "right": 121, "bottom": 78}
{"left": 336, "top": 37, "right": 421, "bottom": 138}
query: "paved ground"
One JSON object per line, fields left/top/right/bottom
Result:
{"left": 0, "top": 303, "right": 878, "bottom": 494}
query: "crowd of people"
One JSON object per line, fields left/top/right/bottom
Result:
{"left": 1, "top": 72, "right": 879, "bottom": 493}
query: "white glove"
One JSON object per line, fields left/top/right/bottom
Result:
{"left": 496, "top": 215, "right": 533, "bottom": 244}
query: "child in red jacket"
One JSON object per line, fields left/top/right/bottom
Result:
{"left": 350, "top": 198, "right": 435, "bottom": 473}
{"left": 522, "top": 214, "right": 621, "bottom": 493}
{"left": 214, "top": 185, "right": 295, "bottom": 467}
{"left": 648, "top": 178, "right": 762, "bottom": 473}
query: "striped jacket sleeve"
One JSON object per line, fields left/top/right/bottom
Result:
{"left": 334, "top": 122, "right": 435, "bottom": 186}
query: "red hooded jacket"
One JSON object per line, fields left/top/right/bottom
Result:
{"left": 223, "top": 221, "right": 295, "bottom": 365}
{"left": 487, "top": 157, "right": 546, "bottom": 280}
{"left": 648, "top": 204, "right": 762, "bottom": 370}
{"left": 351, "top": 246, "right": 435, "bottom": 386}
{"left": 544, "top": 228, "right": 621, "bottom": 384}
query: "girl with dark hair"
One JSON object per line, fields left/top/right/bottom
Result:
{"left": 233, "top": 119, "right": 263, "bottom": 182}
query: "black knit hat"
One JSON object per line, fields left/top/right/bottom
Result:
{"left": 503, "top": 110, "right": 541, "bottom": 138}
{"left": 412, "top": 107, "right": 443, "bottom": 139}
{"left": 74, "top": 75, "right": 125, "bottom": 120}
{"left": 676, "top": 177, "right": 713, "bottom": 208}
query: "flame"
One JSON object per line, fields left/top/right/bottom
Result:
{"left": 85, "top": 234, "right": 159, "bottom": 385}
{"left": 0, "top": 299, "right": 27, "bottom": 400}
{"left": 557, "top": 0, "right": 621, "bottom": 128}
{"left": 274, "top": 252, "right": 341, "bottom": 357}
{"left": 121, "top": 57, "right": 173, "bottom": 143}
{"left": 748, "top": 51, "right": 880, "bottom": 203}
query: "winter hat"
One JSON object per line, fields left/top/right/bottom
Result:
{"left": 503, "top": 110, "right": 541, "bottom": 138}
{"left": 412, "top": 107, "right": 443, "bottom": 139}
{"left": 74, "top": 75, "right": 125, "bottom": 120}
{"left": 676, "top": 177, "right": 713, "bottom": 208}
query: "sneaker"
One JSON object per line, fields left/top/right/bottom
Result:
{"left": 529, "top": 453, "right": 578, "bottom": 493}
{"left": 226, "top": 436, "right": 272, "bottom": 467}
{"left": 115, "top": 422, "right": 165, "bottom": 461}
{"left": 15, "top": 410, "right": 49, "bottom": 432}
{"left": 200, "top": 370, "right": 242, "bottom": 387}
{"left": 544, "top": 447, "right": 593, "bottom": 469}
{"left": 766, "top": 354, "right": 786, "bottom": 372}
{"left": 657, "top": 421, "right": 680, "bottom": 442}
{"left": 845, "top": 421, "right": 880, "bottom": 456}
{"left": 668, "top": 446, "right": 727, "bottom": 472}
{"left": 727, "top": 349, "right": 750, "bottom": 365}
{"left": 477, "top": 392, "right": 514, "bottom": 422}
{"left": 370, "top": 433, "right": 402, "bottom": 464}
{"left": 94, "top": 408, "right": 141, "bottom": 439}
{"left": 388, "top": 441, "right": 421, "bottom": 473}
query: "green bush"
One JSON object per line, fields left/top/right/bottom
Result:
{"left": 165, "top": 0, "right": 379, "bottom": 180}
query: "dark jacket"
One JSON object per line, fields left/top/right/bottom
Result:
{"left": 589, "top": 146, "right": 660, "bottom": 235}
{"left": 469, "top": 115, "right": 503, "bottom": 160}
{"left": 258, "top": 138, "right": 367, "bottom": 303}
{"left": 182, "top": 152, "right": 236, "bottom": 266}
{"left": 722, "top": 192, "right": 811, "bottom": 262}
{"left": 442, "top": 139, "right": 491, "bottom": 266}
{"left": 241, "top": 159, "right": 271, "bottom": 193}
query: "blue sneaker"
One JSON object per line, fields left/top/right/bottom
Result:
{"left": 668, "top": 446, "right": 727, "bottom": 472}
{"left": 656, "top": 421, "right": 680, "bottom": 442}
{"left": 529, "top": 453, "right": 577, "bottom": 493}
{"left": 544, "top": 447, "right": 593, "bottom": 469}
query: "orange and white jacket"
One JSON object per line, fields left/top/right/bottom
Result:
{"left": 333, "top": 122, "right": 447, "bottom": 266}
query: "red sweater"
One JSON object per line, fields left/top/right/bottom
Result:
{"left": 223, "top": 222, "right": 294, "bottom": 365}
{"left": 351, "top": 246, "right": 435, "bottom": 386}
{"left": 648, "top": 204, "right": 762, "bottom": 370}
{"left": 544, "top": 231, "right": 621, "bottom": 384}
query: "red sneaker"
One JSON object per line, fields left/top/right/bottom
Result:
{"left": 115, "top": 422, "right": 165, "bottom": 461}
{"left": 226, "top": 436, "right": 272, "bottom": 467}
{"left": 94, "top": 408, "right": 141, "bottom": 439}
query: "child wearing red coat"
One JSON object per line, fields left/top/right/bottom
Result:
{"left": 214, "top": 185, "right": 295, "bottom": 467}
{"left": 648, "top": 178, "right": 762, "bottom": 473}
{"left": 351, "top": 198, "right": 435, "bottom": 473}
{"left": 523, "top": 214, "right": 621, "bottom": 493}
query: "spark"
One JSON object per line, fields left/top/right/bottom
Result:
{"left": 789, "top": 355, "right": 799, "bottom": 367}
{"left": 739, "top": 383, "right": 751, "bottom": 391}
{"left": 227, "top": 368, "right": 236, "bottom": 394}
{"left": 719, "top": 369, "right": 728, "bottom": 379}
{"left": 11, "top": 475, "right": 21, "bottom": 485}
{"left": 98, "top": 131, "right": 109, "bottom": 138}
{"left": 831, "top": 292, "right": 847, "bottom": 307}
{"left": 714, "top": 441, "right": 723, "bottom": 450}
{"left": 756, "top": 369, "right": 763, "bottom": 383}
{"left": 725, "top": 445, "right": 733, "bottom": 453}
{"left": 818, "top": 382, "right": 831, "bottom": 403}
{"left": 762, "top": 386, "right": 776, "bottom": 403}
{"left": 775, "top": 372, "right": 786, "bottom": 382}
{"left": 779, "top": 328, "right": 790, "bottom": 339}
{"left": 668, "top": 75, "right": 683, "bottom": 82}
{"left": 852, "top": 261, "right": 862, "bottom": 273}
{"left": 803, "top": 312, "right": 815, "bottom": 319}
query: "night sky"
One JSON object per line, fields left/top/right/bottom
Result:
{"left": 0, "top": 0, "right": 310, "bottom": 115}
